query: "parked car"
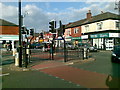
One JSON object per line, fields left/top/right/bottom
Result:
{"left": 60, "top": 42, "right": 75, "bottom": 50}
{"left": 30, "top": 43, "right": 43, "bottom": 49}
{"left": 78, "top": 43, "right": 97, "bottom": 52}
{"left": 111, "top": 45, "right": 120, "bottom": 63}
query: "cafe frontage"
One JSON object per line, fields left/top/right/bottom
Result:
{"left": 90, "top": 33, "right": 120, "bottom": 50}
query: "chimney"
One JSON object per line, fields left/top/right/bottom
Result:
{"left": 86, "top": 10, "right": 92, "bottom": 20}
{"left": 101, "top": 11, "right": 104, "bottom": 14}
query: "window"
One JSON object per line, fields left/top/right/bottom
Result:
{"left": 97, "top": 22, "right": 103, "bottom": 30}
{"left": 85, "top": 25, "right": 89, "bottom": 32}
{"left": 67, "top": 30, "right": 71, "bottom": 35}
{"left": 74, "top": 28, "right": 79, "bottom": 34}
{"left": 116, "top": 21, "right": 120, "bottom": 29}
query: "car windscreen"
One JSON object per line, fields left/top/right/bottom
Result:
{"left": 66, "top": 42, "right": 73, "bottom": 45}
{"left": 114, "top": 46, "right": 120, "bottom": 52}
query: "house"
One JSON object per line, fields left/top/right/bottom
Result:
{"left": 81, "top": 10, "right": 120, "bottom": 50}
{"left": 0, "top": 19, "right": 19, "bottom": 50}
{"left": 65, "top": 10, "right": 120, "bottom": 50}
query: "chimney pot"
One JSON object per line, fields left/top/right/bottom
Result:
{"left": 87, "top": 10, "right": 92, "bottom": 20}
{"left": 101, "top": 11, "right": 104, "bottom": 14}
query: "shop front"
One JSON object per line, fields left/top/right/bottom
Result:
{"left": 0, "top": 35, "right": 19, "bottom": 50}
{"left": 72, "top": 37, "right": 81, "bottom": 45}
{"left": 81, "top": 35, "right": 89, "bottom": 43}
{"left": 90, "top": 33, "right": 120, "bottom": 50}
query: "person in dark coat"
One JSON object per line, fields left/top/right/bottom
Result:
{"left": 49, "top": 44, "right": 53, "bottom": 59}
{"left": 9, "top": 44, "right": 12, "bottom": 51}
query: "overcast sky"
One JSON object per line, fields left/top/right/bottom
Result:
{"left": 0, "top": 0, "right": 118, "bottom": 33}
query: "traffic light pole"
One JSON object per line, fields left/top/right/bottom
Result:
{"left": 18, "top": 0, "right": 22, "bottom": 67}
{"left": 59, "top": 20, "right": 67, "bottom": 62}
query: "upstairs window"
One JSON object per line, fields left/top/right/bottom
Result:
{"left": 116, "top": 21, "right": 120, "bottom": 29}
{"left": 97, "top": 22, "right": 103, "bottom": 30}
{"left": 74, "top": 28, "right": 79, "bottom": 34}
{"left": 85, "top": 25, "right": 89, "bottom": 32}
{"left": 67, "top": 30, "right": 71, "bottom": 35}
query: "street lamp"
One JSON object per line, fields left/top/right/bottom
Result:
{"left": 18, "top": 0, "right": 22, "bottom": 67}
{"left": 21, "top": 11, "right": 29, "bottom": 26}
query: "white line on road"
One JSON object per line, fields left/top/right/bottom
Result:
{"left": 0, "top": 73, "right": 10, "bottom": 76}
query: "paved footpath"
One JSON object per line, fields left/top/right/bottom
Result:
{"left": 32, "top": 60, "right": 109, "bottom": 88}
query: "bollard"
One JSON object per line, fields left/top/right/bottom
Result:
{"left": 13, "top": 49, "right": 17, "bottom": 56}
{"left": 15, "top": 52, "right": 19, "bottom": 66}
{"left": 26, "top": 47, "right": 29, "bottom": 62}
{"left": 83, "top": 48, "right": 87, "bottom": 59}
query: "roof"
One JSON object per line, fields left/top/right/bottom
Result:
{"left": 0, "top": 19, "right": 18, "bottom": 26}
{"left": 65, "top": 12, "right": 120, "bottom": 28}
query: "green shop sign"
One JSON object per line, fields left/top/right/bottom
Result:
{"left": 90, "top": 33, "right": 109, "bottom": 38}
{"left": 72, "top": 37, "right": 81, "bottom": 40}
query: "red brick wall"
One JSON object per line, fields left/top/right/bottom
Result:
{"left": 0, "top": 26, "right": 19, "bottom": 35}
{"left": 71, "top": 26, "right": 81, "bottom": 37}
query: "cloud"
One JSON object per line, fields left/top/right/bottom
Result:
{"left": 0, "top": 2, "right": 118, "bottom": 33}
{"left": 0, "top": 2, "right": 18, "bottom": 24}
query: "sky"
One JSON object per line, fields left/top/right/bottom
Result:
{"left": 0, "top": 0, "right": 119, "bottom": 33}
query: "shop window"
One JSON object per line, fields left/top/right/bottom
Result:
{"left": 97, "top": 22, "right": 103, "bottom": 30}
{"left": 74, "top": 28, "right": 79, "bottom": 34}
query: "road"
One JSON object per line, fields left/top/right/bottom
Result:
{"left": 70, "top": 50, "right": 120, "bottom": 88}
{"left": 71, "top": 51, "right": 120, "bottom": 77}
{"left": 2, "top": 50, "right": 120, "bottom": 88}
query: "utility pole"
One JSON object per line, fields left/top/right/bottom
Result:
{"left": 18, "top": 0, "right": 22, "bottom": 67}
{"left": 59, "top": 20, "right": 67, "bottom": 62}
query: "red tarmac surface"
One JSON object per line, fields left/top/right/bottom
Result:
{"left": 32, "top": 61, "right": 108, "bottom": 88}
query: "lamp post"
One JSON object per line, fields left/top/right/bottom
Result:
{"left": 115, "top": 0, "right": 120, "bottom": 44}
{"left": 18, "top": 0, "right": 22, "bottom": 67}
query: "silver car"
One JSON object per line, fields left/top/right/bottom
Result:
{"left": 60, "top": 42, "right": 75, "bottom": 49}
{"left": 78, "top": 43, "right": 97, "bottom": 52}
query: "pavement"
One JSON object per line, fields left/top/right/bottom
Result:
{"left": 3, "top": 58, "right": 95, "bottom": 72}
{"left": 2, "top": 50, "right": 120, "bottom": 88}
{"left": 2, "top": 49, "right": 102, "bottom": 88}
{"left": 2, "top": 49, "right": 95, "bottom": 72}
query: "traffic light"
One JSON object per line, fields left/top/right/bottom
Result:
{"left": 30, "top": 29, "right": 34, "bottom": 36}
{"left": 62, "top": 25, "right": 65, "bottom": 35}
{"left": 49, "top": 21, "right": 56, "bottom": 33}
{"left": 26, "top": 29, "right": 29, "bottom": 35}
{"left": 40, "top": 33, "right": 43, "bottom": 38}
{"left": 21, "top": 27, "right": 26, "bottom": 34}
{"left": 58, "top": 20, "right": 65, "bottom": 36}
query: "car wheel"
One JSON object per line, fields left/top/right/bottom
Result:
{"left": 111, "top": 56, "right": 115, "bottom": 62}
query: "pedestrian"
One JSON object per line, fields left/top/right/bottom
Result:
{"left": 9, "top": 44, "right": 12, "bottom": 51}
{"left": 47, "top": 44, "right": 50, "bottom": 51}
{"left": 49, "top": 44, "right": 53, "bottom": 60}
{"left": 94, "top": 44, "right": 97, "bottom": 48}
{"left": 6, "top": 44, "right": 9, "bottom": 51}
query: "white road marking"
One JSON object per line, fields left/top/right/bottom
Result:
{"left": 0, "top": 73, "right": 10, "bottom": 76}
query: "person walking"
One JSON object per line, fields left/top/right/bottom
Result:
{"left": 49, "top": 44, "right": 53, "bottom": 60}
{"left": 9, "top": 44, "right": 12, "bottom": 51}
{"left": 6, "top": 44, "right": 9, "bottom": 51}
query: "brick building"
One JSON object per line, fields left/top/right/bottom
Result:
{"left": 0, "top": 19, "right": 19, "bottom": 50}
